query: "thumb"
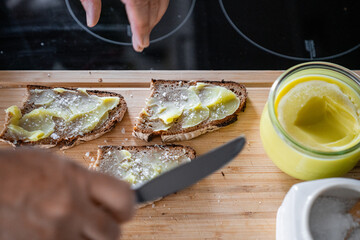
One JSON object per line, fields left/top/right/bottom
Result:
{"left": 80, "top": 0, "right": 102, "bottom": 27}
{"left": 87, "top": 171, "right": 136, "bottom": 223}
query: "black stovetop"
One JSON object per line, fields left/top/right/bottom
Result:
{"left": 1, "top": 0, "right": 360, "bottom": 70}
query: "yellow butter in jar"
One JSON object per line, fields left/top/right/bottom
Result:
{"left": 260, "top": 62, "right": 360, "bottom": 180}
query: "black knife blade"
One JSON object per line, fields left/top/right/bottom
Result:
{"left": 134, "top": 135, "right": 246, "bottom": 204}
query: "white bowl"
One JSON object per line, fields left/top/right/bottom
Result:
{"left": 277, "top": 178, "right": 360, "bottom": 240}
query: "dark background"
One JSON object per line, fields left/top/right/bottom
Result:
{"left": 1, "top": 0, "right": 360, "bottom": 70}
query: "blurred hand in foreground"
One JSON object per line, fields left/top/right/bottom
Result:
{"left": 80, "top": 0, "right": 170, "bottom": 52}
{"left": 0, "top": 149, "right": 135, "bottom": 240}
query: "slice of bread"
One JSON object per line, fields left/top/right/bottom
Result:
{"left": 91, "top": 144, "right": 196, "bottom": 206}
{"left": 0, "top": 85, "right": 127, "bottom": 150}
{"left": 133, "top": 79, "right": 247, "bottom": 142}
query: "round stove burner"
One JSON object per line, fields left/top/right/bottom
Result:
{"left": 66, "top": 0, "right": 195, "bottom": 46}
{"left": 219, "top": 0, "right": 360, "bottom": 60}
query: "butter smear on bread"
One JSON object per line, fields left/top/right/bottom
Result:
{"left": 94, "top": 147, "right": 192, "bottom": 187}
{"left": 143, "top": 83, "right": 240, "bottom": 131}
{"left": 6, "top": 88, "right": 119, "bottom": 142}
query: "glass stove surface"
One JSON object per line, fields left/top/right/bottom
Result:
{"left": 220, "top": 0, "right": 360, "bottom": 60}
{"left": 0, "top": 0, "right": 360, "bottom": 70}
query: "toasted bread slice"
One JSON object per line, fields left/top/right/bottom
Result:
{"left": 91, "top": 145, "right": 196, "bottom": 190}
{"left": 0, "top": 85, "right": 127, "bottom": 150}
{"left": 133, "top": 79, "right": 247, "bottom": 142}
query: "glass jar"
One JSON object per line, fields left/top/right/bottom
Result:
{"left": 260, "top": 62, "right": 360, "bottom": 180}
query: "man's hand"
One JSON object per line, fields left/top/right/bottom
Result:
{"left": 81, "top": 0, "right": 169, "bottom": 52}
{"left": 0, "top": 149, "right": 135, "bottom": 240}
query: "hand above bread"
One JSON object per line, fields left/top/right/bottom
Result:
{"left": 0, "top": 149, "right": 135, "bottom": 240}
{"left": 80, "top": 0, "right": 169, "bottom": 52}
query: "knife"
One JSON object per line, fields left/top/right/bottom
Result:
{"left": 134, "top": 135, "right": 246, "bottom": 204}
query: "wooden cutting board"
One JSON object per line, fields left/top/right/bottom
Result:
{"left": 1, "top": 70, "right": 360, "bottom": 240}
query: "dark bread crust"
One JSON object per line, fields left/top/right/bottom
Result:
{"left": 97, "top": 144, "right": 196, "bottom": 162}
{"left": 133, "top": 79, "right": 247, "bottom": 142}
{"left": 0, "top": 85, "right": 127, "bottom": 150}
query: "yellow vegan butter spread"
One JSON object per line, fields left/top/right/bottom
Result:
{"left": 6, "top": 88, "right": 119, "bottom": 141}
{"left": 144, "top": 83, "right": 240, "bottom": 131}
{"left": 260, "top": 62, "right": 360, "bottom": 180}
{"left": 276, "top": 76, "right": 360, "bottom": 152}
{"left": 98, "top": 148, "right": 191, "bottom": 186}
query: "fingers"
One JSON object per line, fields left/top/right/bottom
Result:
{"left": 151, "top": 0, "right": 169, "bottom": 29}
{"left": 80, "top": 0, "right": 102, "bottom": 27}
{"left": 82, "top": 206, "right": 120, "bottom": 240}
{"left": 122, "top": 0, "right": 151, "bottom": 52}
{"left": 122, "top": 0, "right": 169, "bottom": 52}
{"left": 80, "top": 0, "right": 169, "bottom": 52}
{"left": 87, "top": 172, "right": 135, "bottom": 223}
{"left": 148, "top": 0, "right": 160, "bottom": 30}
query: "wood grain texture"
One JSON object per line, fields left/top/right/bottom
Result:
{"left": 1, "top": 71, "right": 360, "bottom": 240}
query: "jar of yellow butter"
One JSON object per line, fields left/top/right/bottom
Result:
{"left": 260, "top": 62, "right": 360, "bottom": 180}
